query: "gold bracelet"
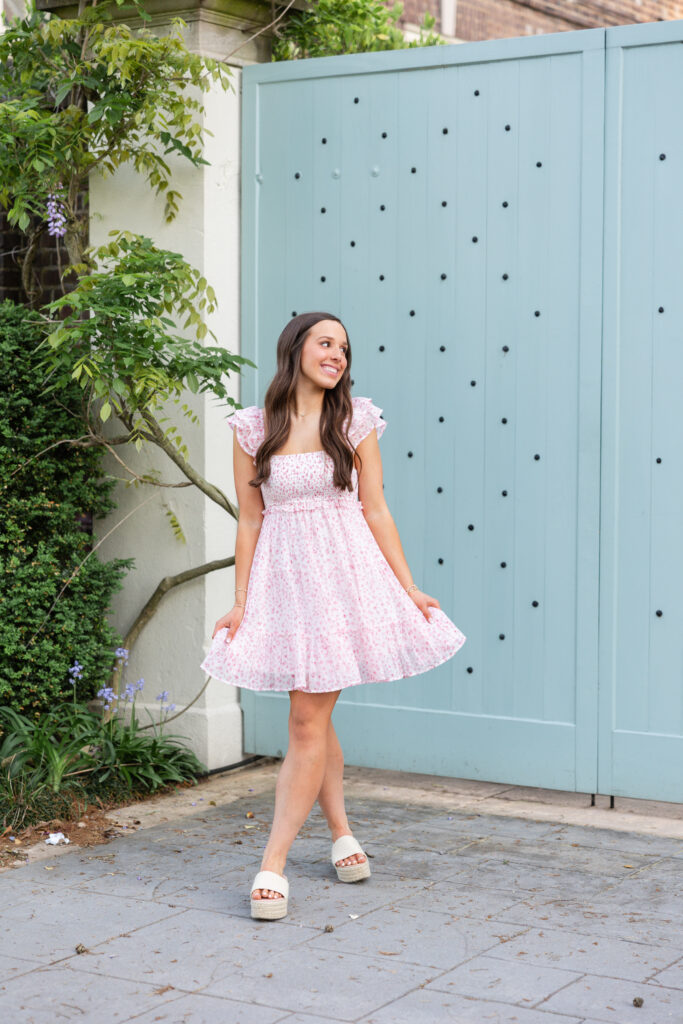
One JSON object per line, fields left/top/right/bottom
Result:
{"left": 235, "top": 601, "right": 246, "bottom": 608}
{"left": 405, "top": 584, "right": 418, "bottom": 594}
{"left": 235, "top": 587, "right": 248, "bottom": 593}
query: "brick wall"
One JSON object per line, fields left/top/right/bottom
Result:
{"left": 0, "top": 189, "right": 88, "bottom": 307}
{"left": 397, "top": 0, "right": 441, "bottom": 32}
{"left": 393, "top": 0, "right": 683, "bottom": 39}
{"left": 0, "top": 210, "right": 24, "bottom": 305}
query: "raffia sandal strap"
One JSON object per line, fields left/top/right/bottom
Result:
{"left": 250, "top": 870, "right": 288, "bottom": 898}
{"left": 331, "top": 834, "right": 365, "bottom": 866}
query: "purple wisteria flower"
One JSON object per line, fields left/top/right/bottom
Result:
{"left": 46, "top": 185, "right": 67, "bottom": 237}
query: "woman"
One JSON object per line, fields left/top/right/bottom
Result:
{"left": 200, "top": 312, "right": 466, "bottom": 920}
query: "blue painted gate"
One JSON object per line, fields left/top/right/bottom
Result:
{"left": 237, "top": 20, "right": 683, "bottom": 802}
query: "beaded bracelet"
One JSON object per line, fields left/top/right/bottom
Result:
{"left": 405, "top": 584, "right": 418, "bottom": 595}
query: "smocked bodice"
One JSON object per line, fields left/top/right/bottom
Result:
{"left": 260, "top": 451, "right": 361, "bottom": 516}
{"left": 226, "top": 396, "right": 387, "bottom": 517}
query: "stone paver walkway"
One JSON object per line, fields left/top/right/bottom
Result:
{"left": 1, "top": 761, "right": 682, "bottom": 1023}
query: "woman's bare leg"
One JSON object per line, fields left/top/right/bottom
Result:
{"left": 252, "top": 688, "right": 341, "bottom": 901}
{"left": 316, "top": 718, "right": 367, "bottom": 870}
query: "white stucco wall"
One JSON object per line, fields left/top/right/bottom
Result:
{"left": 90, "top": 27, "right": 247, "bottom": 771}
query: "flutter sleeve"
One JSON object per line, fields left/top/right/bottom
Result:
{"left": 226, "top": 405, "right": 264, "bottom": 457}
{"left": 348, "top": 396, "right": 387, "bottom": 448}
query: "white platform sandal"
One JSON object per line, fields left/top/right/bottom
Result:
{"left": 250, "top": 869, "right": 289, "bottom": 920}
{"left": 331, "top": 834, "right": 372, "bottom": 882}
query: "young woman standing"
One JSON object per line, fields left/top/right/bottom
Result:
{"left": 200, "top": 312, "right": 466, "bottom": 920}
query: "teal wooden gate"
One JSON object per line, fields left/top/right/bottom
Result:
{"left": 599, "top": 22, "right": 683, "bottom": 802}
{"left": 237, "top": 20, "right": 683, "bottom": 802}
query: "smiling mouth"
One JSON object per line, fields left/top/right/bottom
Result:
{"left": 321, "top": 365, "right": 340, "bottom": 376}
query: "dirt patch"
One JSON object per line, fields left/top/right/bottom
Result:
{"left": 1, "top": 808, "right": 136, "bottom": 866}
{"left": 0, "top": 780, "right": 200, "bottom": 872}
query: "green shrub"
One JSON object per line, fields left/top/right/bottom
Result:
{"left": 271, "top": 0, "right": 443, "bottom": 62}
{"left": 0, "top": 693, "right": 207, "bottom": 832}
{"left": 0, "top": 299, "right": 134, "bottom": 717}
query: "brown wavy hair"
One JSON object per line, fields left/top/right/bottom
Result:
{"left": 248, "top": 312, "right": 360, "bottom": 492}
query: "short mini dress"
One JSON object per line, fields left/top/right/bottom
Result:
{"left": 200, "top": 396, "right": 467, "bottom": 693}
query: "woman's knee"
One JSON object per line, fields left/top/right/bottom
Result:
{"left": 288, "top": 691, "right": 339, "bottom": 743}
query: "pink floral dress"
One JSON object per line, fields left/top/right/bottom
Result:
{"left": 200, "top": 396, "right": 466, "bottom": 693}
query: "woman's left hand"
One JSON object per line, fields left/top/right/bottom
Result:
{"left": 408, "top": 589, "right": 440, "bottom": 622}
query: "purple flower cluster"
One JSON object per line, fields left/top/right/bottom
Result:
{"left": 71, "top": 646, "right": 177, "bottom": 719}
{"left": 124, "top": 678, "right": 145, "bottom": 701}
{"left": 68, "top": 660, "right": 83, "bottom": 682}
{"left": 46, "top": 185, "right": 67, "bottom": 237}
{"left": 97, "top": 676, "right": 144, "bottom": 710}
{"left": 156, "top": 690, "right": 176, "bottom": 713}
{"left": 97, "top": 685, "right": 119, "bottom": 710}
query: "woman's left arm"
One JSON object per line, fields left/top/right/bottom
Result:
{"left": 355, "top": 430, "right": 439, "bottom": 622}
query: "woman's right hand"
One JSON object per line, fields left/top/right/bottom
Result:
{"left": 212, "top": 604, "right": 246, "bottom": 644}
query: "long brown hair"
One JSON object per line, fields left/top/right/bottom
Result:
{"left": 248, "top": 312, "right": 360, "bottom": 492}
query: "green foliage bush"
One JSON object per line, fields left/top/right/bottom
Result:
{"left": 0, "top": 699, "right": 207, "bottom": 832}
{"left": 271, "top": 0, "right": 443, "bottom": 62}
{"left": 0, "top": 299, "right": 134, "bottom": 717}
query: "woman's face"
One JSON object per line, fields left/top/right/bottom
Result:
{"left": 299, "top": 320, "right": 348, "bottom": 389}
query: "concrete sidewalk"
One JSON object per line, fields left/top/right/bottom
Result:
{"left": 1, "top": 760, "right": 682, "bottom": 1023}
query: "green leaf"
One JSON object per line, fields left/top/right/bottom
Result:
{"left": 54, "top": 82, "right": 73, "bottom": 105}
{"left": 87, "top": 101, "right": 105, "bottom": 124}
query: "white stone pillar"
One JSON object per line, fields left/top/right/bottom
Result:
{"left": 37, "top": 0, "right": 280, "bottom": 770}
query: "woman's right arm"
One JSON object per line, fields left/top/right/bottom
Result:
{"left": 211, "top": 428, "right": 265, "bottom": 641}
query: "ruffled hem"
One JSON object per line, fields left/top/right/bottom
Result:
{"left": 199, "top": 609, "right": 466, "bottom": 694}
{"left": 202, "top": 640, "right": 464, "bottom": 693}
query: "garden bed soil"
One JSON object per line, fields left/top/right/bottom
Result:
{"left": 0, "top": 778, "right": 202, "bottom": 872}
{"left": 0, "top": 758, "right": 275, "bottom": 872}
